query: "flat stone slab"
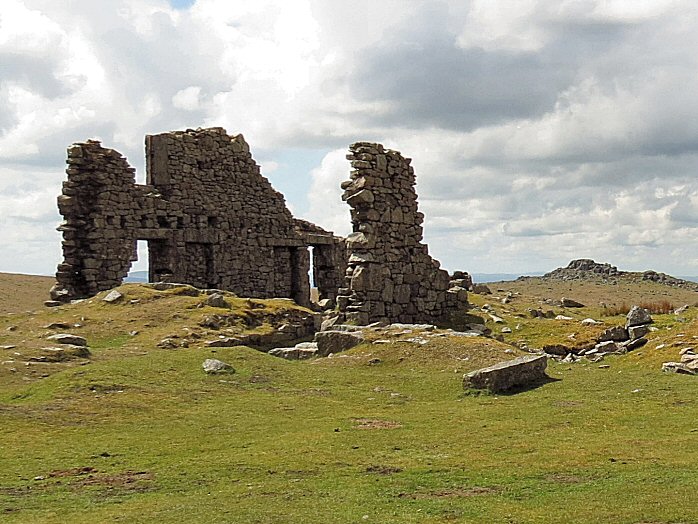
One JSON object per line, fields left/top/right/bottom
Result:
{"left": 463, "top": 354, "right": 548, "bottom": 393}
{"left": 269, "top": 342, "right": 318, "bottom": 360}
{"left": 46, "top": 333, "right": 87, "bottom": 346}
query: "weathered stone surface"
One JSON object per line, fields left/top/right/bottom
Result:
{"left": 623, "top": 337, "right": 648, "bottom": 351}
{"left": 662, "top": 362, "right": 695, "bottom": 375}
{"left": 205, "top": 337, "right": 244, "bottom": 348}
{"left": 336, "top": 143, "right": 466, "bottom": 325}
{"left": 40, "top": 345, "right": 90, "bottom": 361}
{"left": 46, "top": 333, "right": 87, "bottom": 346}
{"left": 158, "top": 338, "right": 184, "bottom": 349}
{"left": 102, "top": 290, "right": 123, "bottom": 303}
{"left": 314, "top": 330, "right": 365, "bottom": 356}
{"left": 598, "top": 326, "right": 629, "bottom": 343}
{"left": 543, "top": 344, "right": 573, "bottom": 356}
{"left": 626, "top": 306, "right": 653, "bottom": 327}
{"left": 202, "top": 358, "right": 235, "bottom": 374}
{"left": 44, "top": 322, "right": 72, "bottom": 330}
{"left": 472, "top": 284, "right": 492, "bottom": 295}
{"left": 463, "top": 354, "right": 549, "bottom": 393}
{"left": 627, "top": 325, "right": 649, "bottom": 340}
{"left": 206, "top": 293, "right": 230, "bottom": 309}
{"left": 269, "top": 342, "right": 318, "bottom": 360}
{"left": 595, "top": 341, "right": 621, "bottom": 354}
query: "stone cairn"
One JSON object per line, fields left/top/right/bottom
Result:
{"left": 335, "top": 142, "right": 467, "bottom": 325}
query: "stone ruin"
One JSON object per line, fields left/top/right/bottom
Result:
{"left": 336, "top": 142, "right": 467, "bottom": 324}
{"left": 51, "top": 127, "right": 468, "bottom": 324}
{"left": 51, "top": 127, "right": 345, "bottom": 308}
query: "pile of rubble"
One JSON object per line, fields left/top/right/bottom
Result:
{"left": 543, "top": 305, "right": 653, "bottom": 362}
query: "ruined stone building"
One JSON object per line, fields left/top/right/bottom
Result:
{"left": 52, "top": 127, "right": 467, "bottom": 324}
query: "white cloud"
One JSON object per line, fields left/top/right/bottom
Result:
{"left": 3, "top": 0, "right": 698, "bottom": 278}
{"left": 301, "top": 148, "right": 351, "bottom": 236}
{"left": 172, "top": 86, "right": 201, "bottom": 110}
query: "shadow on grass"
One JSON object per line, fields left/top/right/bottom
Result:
{"left": 463, "top": 374, "right": 562, "bottom": 397}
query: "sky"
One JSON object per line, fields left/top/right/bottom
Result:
{"left": 2, "top": 0, "right": 698, "bottom": 277}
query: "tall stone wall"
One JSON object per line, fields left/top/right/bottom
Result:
{"left": 52, "top": 127, "right": 346, "bottom": 305}
{"left": 335, "top": 142, "right": 466, "bottom": 325}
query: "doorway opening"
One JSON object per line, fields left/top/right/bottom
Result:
{"left": 308, "top": 246, "right": 319, "bottom": 304}
{"left": 126, "top": 240, "right": 149, "bottom": 283}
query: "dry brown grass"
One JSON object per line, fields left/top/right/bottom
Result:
{"left": 600, "top": 302, "right": 631, "bottom": 316}
{"left": 639, "top": 300, "right": 675, "bottom": 314}
{"left": 0, "top": 272, "right": 54, "bottom": 314}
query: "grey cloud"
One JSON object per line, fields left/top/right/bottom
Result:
{"left": 340, "top": 3, "right": 638, "bottom": 132}
{"left": 349, "top": 41, "right": 575, "bottom": 131}
{"left": 0, "top": 52, "right": 75, "bottom": 99}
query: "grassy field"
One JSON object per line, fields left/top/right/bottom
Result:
{"left": 1, "top": 276, "right": 698, "bottom": 523}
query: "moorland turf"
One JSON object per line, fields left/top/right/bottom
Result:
{"left": 1, "top": 277, "right": 698, "bottom": 523}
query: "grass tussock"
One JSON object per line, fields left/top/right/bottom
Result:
{"left": 600, "top": 302, "right": 631, "bottom": 317}
{"left": 639, "top": 299, "right": 675, "bottom": 314}
{"left": 600, "top": 300, "right": 675, "bottom": 316}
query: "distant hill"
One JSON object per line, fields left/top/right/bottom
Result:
{"left": 539, "top": 259, "right": 698, "bottom": 292}
{"left": 0, "top": 272, "right": 54, "bottom": 314}
{"left": 125, "top": 270, "right": 148, "bottom": 283}
{"left": 472, "top": 272, "right": 543, "bottom": 283}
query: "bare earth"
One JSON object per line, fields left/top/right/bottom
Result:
{"left": 0, "top": 272, "right": 53, "bottom": 314}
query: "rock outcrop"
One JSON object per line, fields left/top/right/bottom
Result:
{"left": 463, "top": 354, "right": 549, "bottom": 393}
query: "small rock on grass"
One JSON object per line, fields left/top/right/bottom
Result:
{"left": 662, "top": 362, "right": 695, "bottom": 375}
{"left": 202, "top": 359, "right": 235, "bottom": 374}
{"left": 102, "top": 290, "right": 123, "bottom": 303}
{"left": 561, "top": 297, "right": 585, "bottom": 308}
{"left": 206, "top": 293, "right": 230, "bottom": 309}
{"left": 626, "top": 306, "right": 653, "bottom": 328}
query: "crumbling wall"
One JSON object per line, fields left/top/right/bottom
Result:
{"left": 54, "top": 141, "right": 156, "bottom": 299}
{"left": 52, "top": 127, "right": 346, "bottom": 306}
{"left": 52, "top": 128, "right": 463, "bottom": 323}
{"left": 335, "top": 142, "right": 467, "bottom": 324}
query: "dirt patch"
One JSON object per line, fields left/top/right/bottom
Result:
{"left": 74, "top": 470, "right": 153, "bottom": 489}
{"left": 0, "top": 486, "right": 37, "bottom": 497}
{"left": 48, "top": 466, "right": 97, "bottom": 478}
{"left": 399, "top": 486, "right": 501, "bottom": 499}
{"left": 366, "top": 464, "right": 403, "bottom": 475}
{"left": 352, "top": 418, "right": 402, "bottom": 430}
{"left": 554, "top": 400, "right": 583, "bottom": 408}
{"left": 545, "top": 473, "right": 586, "bottom": 484}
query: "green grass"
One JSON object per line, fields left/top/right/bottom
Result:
{"left": 2, "top": 282, "right": 698, "bottom": 522}
{"left": 2, "top": 343, "right": 698, "bottom": 523}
